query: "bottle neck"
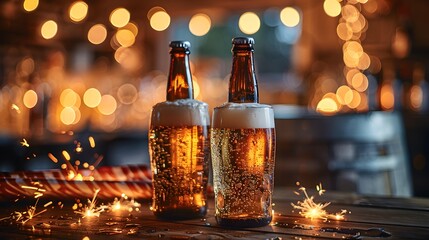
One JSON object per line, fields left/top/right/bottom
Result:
{"left": 167, "top": 52, "right": 194, "bottom": 101}
{"left": 228, "top": 49, "right": 259, "bottom": 103}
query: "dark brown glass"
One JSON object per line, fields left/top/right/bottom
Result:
{"left": 212, "top": 37, "right": 275, "bottom": 228}
{"left": 228, "top": 37, "right": 259, "bottom": 103}
{"left": 166, "top": 41, "right": 194, "bottom": 101}
{"left": 149, "top": 41, "right": 209, "bottom": 220}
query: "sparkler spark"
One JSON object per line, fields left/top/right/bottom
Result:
{"left": 291, "top": 183, "right": 348, "bottom": 221}
{"left": 47, "top": 136, "right": 102, "bottom": 181}
{"left": 74, "top": 189, "right": 108, "bottom": 218}
{"left": 20, "top": 138, "right": 30, "bottom": 147}
{"left": 1, "top": 183, "right": 52, "bottom": 224}
{"left": 110, "top": 193, "right": 141, "bottom": 213}
{"left": 11, "top": 104, "right": 21, "bottom": 113}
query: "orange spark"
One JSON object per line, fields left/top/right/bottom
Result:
{"left": 291, "top": 183, "right": 348, "bottom": 221}
{"left": 20, "top": 139, "right": 30, "bottom": 147}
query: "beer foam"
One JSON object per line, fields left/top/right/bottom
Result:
{"left": 212, "top": 103, "right": 275, "bottom": 129}
{"left": 151, "top": 99, "right": 209, "bottom": 126}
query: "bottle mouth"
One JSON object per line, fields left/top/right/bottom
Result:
{"left": 169, "top": 41, "right": 191, "bottom": 53}
{"left": 232, "top": 37, "right": 255, "bottom": 45}
{"left": 231, "top": 37, "right": 254, "bottom": 52}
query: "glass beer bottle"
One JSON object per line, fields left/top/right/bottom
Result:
{"left": 211, "top": 37, "right": 276, "bottom": 228}
{"left": 149, "top": 41, "right": 210, "bottom": 219}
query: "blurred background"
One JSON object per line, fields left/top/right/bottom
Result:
{"left": 0, "top": 0, "right": 428, "bottom": 197}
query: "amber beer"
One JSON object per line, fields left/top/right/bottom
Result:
{"left": 211, "top": 103, "right": 275, "bottom": 227}
{"left": 211, "top": 37, "right": 276, "bottom": 227}
{"left": 149, "top": 41, "right": 210, "bottom": 219}
{"left": 149, "top": 100, "right": 209, "bottom": 219}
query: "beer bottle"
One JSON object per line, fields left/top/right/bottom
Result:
{"left": 167, "top": 41, "right": 193, "bottom": 101}
{"left": 149, "top": 41, "right": 210, "bottom": 220}
{"left": 228, "top": 37, "right": 258, "bottom": 103}
{"left": 211, "top": 37, "right": 276, "bottom": 228}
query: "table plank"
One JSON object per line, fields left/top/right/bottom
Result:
{"left": 0, "top": 188, "right": 428, "bottom": 239}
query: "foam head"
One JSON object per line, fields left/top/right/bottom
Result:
{"left": 151, "top": 99, "right": 209, "bottom": 127}
{"left": 212, "top": 103, "right": 275, "bottom": 129}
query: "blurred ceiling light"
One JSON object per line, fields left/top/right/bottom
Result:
{"left": 380, "top": 84, "right": 394, "bottom": 110}
{"left": 69, "top": 1, "right": 88, "bottom": 22}
{"left": 23, "top": 0, "right": 38, "bottom": 12}
{"left": 23, "top": 90, "right": 38, "bottom": 109}
{"left": 98, "top": 94, "right": 117, "bottom": 115}
{"left": 342, "top": 5, "right": 359, "bottom": 23}
{"left": 150, "top": 10, "right": 171, "bottom": 31}
{"left": 147, "top": 6, "right": 166, "bottom": 20}
{"left": 18, "top": 57, "right": 35, "bottom": 77}
{"left": 60, "top": 107, "right": 76, "bottom": 125}
{"left": 351, "top": 72, "right": 369, "bottom": 92}
{"left": 88, "top": 24, "right": 107, "bottom": 45}
{"left": 114, "top": 47, "right": 142, "bottom": 71}
{"left": 83, "top": 88, "right": 101, "bottom": 108}
{"left": 117, "top": 83, "right": 138, "bottom": 104}
{"left": 110, "top": 8, "right": 130, "bottom": 28}
{"left": 357, "top": 52, "right": 370, "bottom": 70}
{"left": 336, "top": 85, "right": 353, "bottom": 105}
{"left": 347, "top": 90, "right": 361, "bottom": 109}
{"left": 345, "top": 68, "right": 361, "bottom": 86}
{"left": 392, "top": 28, "right": 410, "bottom": 59}
{"left": 317, "top": 94, "right": 340, "bottom": 114}
{"left": 189, "top": 13, "right": 211, "bottom": 36}
{"left": 410, "top": 85, "right": 423, "bottom": 110}
{"left": 239, "top": 12, "right": 260, "bottom": 35}
{"left": 280, "top": 7, "right": 300, "bottom": 27}
{"left": 323, "top": 0, "right": 341, "bottom": 17}
{"left": 124, "top": 22, "right": 139, "bottom": 37}
{"left": 60, "top": 89, "right": 80, "bottom": 108}
{"left": 336, "top": 22, "right": 353, "bottom": 41}
{"left": 115, "top": 29, "right": 135, "bottom": 47}
{"left": 41, "top": 20, "right": 58, "bottom": 39}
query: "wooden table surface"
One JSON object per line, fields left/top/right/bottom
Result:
{"left": 0, "top": 187, "right": 428, "bottom": 240}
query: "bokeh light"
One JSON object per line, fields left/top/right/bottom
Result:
{"left": 380, "top": 84, "right": 394, "bottom": 110}
{"left": 280, "top": 7, "right": 300, "bottom": 27}
{"left": 189, "top": 13, "right": 211, "bottom": 36}
{"left": 323, "top": 0, "right": 341, "bottom": 17}
{"left": 60, "top": 89, "right": 81, "bottom": 108}
{"left": 88, "top": 24, "right": 107, "bottom": 45}
{"left": 23, "top": 0, "right": 38, "bottom": 12}
{"left": 410, "top": 85, "right": 423, "bottom": 110}
{"left": 69, "top": 1, "right": 88, "bottom": 22}
{"left": 41, "top": 20, "right": 58, "bottom": 39}
{"left": 115, "top": 29, "right": 135, "bottom": 47}
{"left": 83, "top": 88, "right": 101, "bottom": 108}
{"left": 239, "top": 12, "right": 261, "bottom": 35}
{"left": 117, "top": 83, "right": 138, "bottom": 104}
{"left": 97, "top": 94, "right": 117, "bottom": 115}
{"left": 23, "top": 90, "right": 38, "bottom": 109}
{"left": 60, "top": 107, "right": 76, "bottom": 125}
{"left": 150, "top": 10, "right": 171, "bottom": 31}
{"left": 336, "top": 85, "right": 353, "bottom": 105}
{"left": 110, "top": 8, "right": 130, "bottom": 28}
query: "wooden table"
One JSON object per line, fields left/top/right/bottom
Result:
{"left": 0, "top": 187, "right": 428, "bottom": 239}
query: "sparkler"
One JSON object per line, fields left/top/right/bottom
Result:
{"left": 74, "top": 189, "right": 108, "bottom": 218}
{"left": 291, "top": 183, "right": 348, "bottom": 221}
{"left": 110, "top": 193, "right": 141, "bottom": 213}
{"left": 47, "top": 136, "right": 103, "bottom": 181}
{"left": 11, "top": 104, "right": 21, "bottom": 113}
{"left": 20, "top": 138, "right": 30, "bottom": 147}
{"left": 0, "top": 183, "right": 52, "bottom": 224}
